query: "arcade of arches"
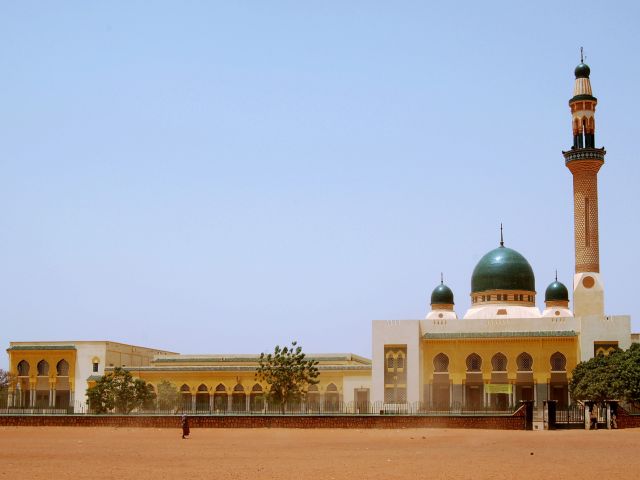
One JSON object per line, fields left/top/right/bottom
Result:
{"left": 8, "top": 352, "right": 76, "bottom": 409}
{"left": 422, "top": 337, "right": 576, "bottom": 409}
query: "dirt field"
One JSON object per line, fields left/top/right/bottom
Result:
{"left": 1, "top": 427, "right": 639, "bottom": 479}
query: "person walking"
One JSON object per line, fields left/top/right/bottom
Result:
{"left": 181, "top": 414, "right": 190, "bottom": 439}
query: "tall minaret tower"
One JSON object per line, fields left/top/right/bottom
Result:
{"left": 563, "top": 50, "right": 606, "bottom": 318}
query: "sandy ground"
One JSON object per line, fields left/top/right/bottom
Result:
{"left": 1, "top": 427, "right": 639, "bottom": 480}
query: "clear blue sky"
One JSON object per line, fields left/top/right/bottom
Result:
{"left": 1, "top": 1, "right": 639, "bottom": 369}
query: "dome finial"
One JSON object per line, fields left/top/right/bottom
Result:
{"left": 580, "top": 46, "right": 584, "bottom": 63}
{"left": 441, "top": 272, "right": 444, "bottom": 285}
{"left": 500, "top": 223, "right": 504, "bottom": 247}
{"left": 555, "top": 269, "right": 558, "bottom": 282}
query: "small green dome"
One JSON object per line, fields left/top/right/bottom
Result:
{"left": 545, "top": 281, "right": 569, "bottom": 302}
{"left": 471, "top": 246, "right": 535, "bottom": 293}
{"left": 575, "top": 62, "right": 591, "bottom": 78}
{"left": 431, "top": 283, "right": 454, "bottom": 305}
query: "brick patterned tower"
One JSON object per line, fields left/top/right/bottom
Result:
{"left": 563, "top": 53, "right": 606, "bottom": 317}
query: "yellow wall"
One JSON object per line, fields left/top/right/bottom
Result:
{"left": 422, "top": 336, "right": 578, "bottom": 385}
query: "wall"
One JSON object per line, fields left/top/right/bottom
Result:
{"left": 342, "top": 376, "right": 371, "bottom": 403}
{"left": 0, "top": 413, "right": 525, "bottom": 430}
{"left": 372, "top": 320, "right": 421, "bottom": 404}
{"left": 616, "top": 408, "right": 640, "bottom": 429}
{"left": 578, "top": 315, "right": 631, "bottom": 361}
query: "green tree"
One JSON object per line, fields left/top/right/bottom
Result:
{"left": 616, "top": 343, "right": 640, "bottom": 407}
{"left": 569, "top": 344, "right": 640, "bottom": 407}
{"left": 156, "top": 380, "right": 180, "bottom": 411}
{"left": 86, "top": 367, "right": 156, "bottom": 414}
{"left": 255, "top": 341, "right": 319, "bottom": 413}
{"left": 569, "top": 350, "right": 622, "bottom": 403}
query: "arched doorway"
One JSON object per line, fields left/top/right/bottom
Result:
{"left": 549, "top": 352, "right": 568, "bottom": 408}
{"left": 213, "top": 384, "right": 227, "bottom": 412}
{"left": 324, "top": 383, "right": 339, "bottom": 412}
{"left": 180, "top": 384, "right": 191, "bottom": 411}
{"left": 490, "top": 353, "right": 509, "bottom": 410}
{"left": 55, "top": 360, "right": 70, "bottom": 409}
{"left": 36, "top": 360, "right": 50, "bottom": 408}
{"left": 516, "top": 352, "right": 534, "bottom": 403}
{"left": 306, "top": 384, "right": 320, "bottom": 412}
{"left": 232, "top": 384, "right": 246, "bottom": 412}
{"left": 465, "top": 353, "right": 483, "bottom": 410}
{"left": 432, "top": 353, "right": 450, "bottom": 409}
{"left": 196, "top": 384, "right": 210, "bottom": 412}
{"left": 250, "top": 384, "right": 264, "bottom": 412}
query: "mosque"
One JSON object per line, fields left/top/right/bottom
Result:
{"left": 5, "top": 59, "right": 638, "bottom": 413}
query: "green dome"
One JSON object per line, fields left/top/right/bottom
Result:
{"left": 575, "top": 62, "right": 590, "bottom": 78}
{"left": 471, "top": 246, "right": 535, "bottom": 293}
{"left": 545, "top": 281, "right": 569, "bottom": 302}
{"left": 431, "top": 283, "right": 454, "bottom": 305}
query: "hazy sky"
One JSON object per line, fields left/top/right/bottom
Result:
{"left": 1, "top": 2, "right": 639, "bottom": 369}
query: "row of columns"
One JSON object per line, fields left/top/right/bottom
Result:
{"left": 7, "top": 383, "right": 72, "bottom": 408}
{"left": 426, "top": 382, "right": 567, "bottom": 408}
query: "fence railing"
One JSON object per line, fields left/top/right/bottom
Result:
{"left": 0, "top": 398, "right": 520, "bottom": 416}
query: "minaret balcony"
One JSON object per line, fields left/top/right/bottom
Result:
{"left": 562, "top": 147, "right": 606, "bottom": 164}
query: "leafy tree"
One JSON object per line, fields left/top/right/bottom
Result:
{"left": 156, "top": 380, "right": 180, "bottom": 411}
{"left": 616, "top": 343, "right": 640, "bottom": 407}
{"left": 0, "top": 369, "right": 14, "bottom": 392}
{"left": 86, "top": 367, "right": 156, "bottom": 414}
{"left": 255, "top": 341, "right": 319, "bottom": 413}
{"left": 569, "top": 350, "right": 622, "bottom": 403}
{"left": 570, "top": 344, "right": 640, "bottom": 406}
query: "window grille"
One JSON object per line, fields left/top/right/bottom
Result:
{"left": 466, "top": 354, "right": 482, "bottom": 372}
{"left": 433, "top": 353, "right": 449, "bottom": 373}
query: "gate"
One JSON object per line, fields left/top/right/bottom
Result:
{"left": 554, "top": 404, "right": 585, "bottom": 429}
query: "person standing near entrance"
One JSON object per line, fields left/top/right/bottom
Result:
{"left": 590, "top": 405, "right": 598, "bottom": 430}
{"left": 181, "top": 414, "right": 190, "bottom": 439}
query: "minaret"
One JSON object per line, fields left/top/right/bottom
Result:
{"left": 562, "top": 50, "right": 605, "bottom": 318}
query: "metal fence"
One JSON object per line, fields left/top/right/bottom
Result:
{"left": 0, "top": 398, "right": 520, "bottom": 416}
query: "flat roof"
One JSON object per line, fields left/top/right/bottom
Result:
{"left": 423, "top": 331, "right": 578, "bottom": 340}
{"left": 152, "top": 353, "right": 371, "bottom": 365}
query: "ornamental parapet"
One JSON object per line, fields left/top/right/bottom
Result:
{"left": 562, "top": 147, "right": 606, "bottom": 164}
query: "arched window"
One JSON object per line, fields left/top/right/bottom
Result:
{"left": 92, "top": 357, "right": 100, "bottom": 373}
{"left": 37, "top": 360, "right": 49, "bottom": 376}
{"left": 326, "top": 383, "right": 338, "bottom": 392}
{"left": 180, "top": 384, "right": 190, "bottom": 392}
{"left": 491, "top": 353, "right": 507, "bottom": 372}
{"left": 17, "top": 360, "right": 30, "bottom": 376}
{"left": 550, "top": 352, "right": 567, "bottom": 372}
{"left": 396, "top": 353, "right": 405, "bottom": 370}
{"left": 197, "top": 384, "right": 208, "bottom": 392}
{"left": 386, "top": 355, "right": 395, "bottom": 370}
{"left": 433, "top": 353, "right": 449, "bottom": 373}
{"left": 56, "top": 360, "right": 69, "bottom": 376}
{"left": 466, "top": 354, "right": 482, "bottom": 372}
{"left": 517, "top": 353, "right": 533, "bottom": 371}
{"left": 215, "top": 383, "right": 226, "bottom": 392}
{"left": 307, "top": 384, "right": 318, "bottom": 392}
{"left": 251, "top": 384, "right": 263, "bottom": 392}
{"left": 233, "top": 384, "right": 245, "bottom": 392}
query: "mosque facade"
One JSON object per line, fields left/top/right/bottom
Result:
{"left": 4, "top": 60, "right": 637, "bottom": 413}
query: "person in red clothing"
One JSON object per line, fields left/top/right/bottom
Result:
{"left": 181, "top": 414, "right": 190, "bottom": 439}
